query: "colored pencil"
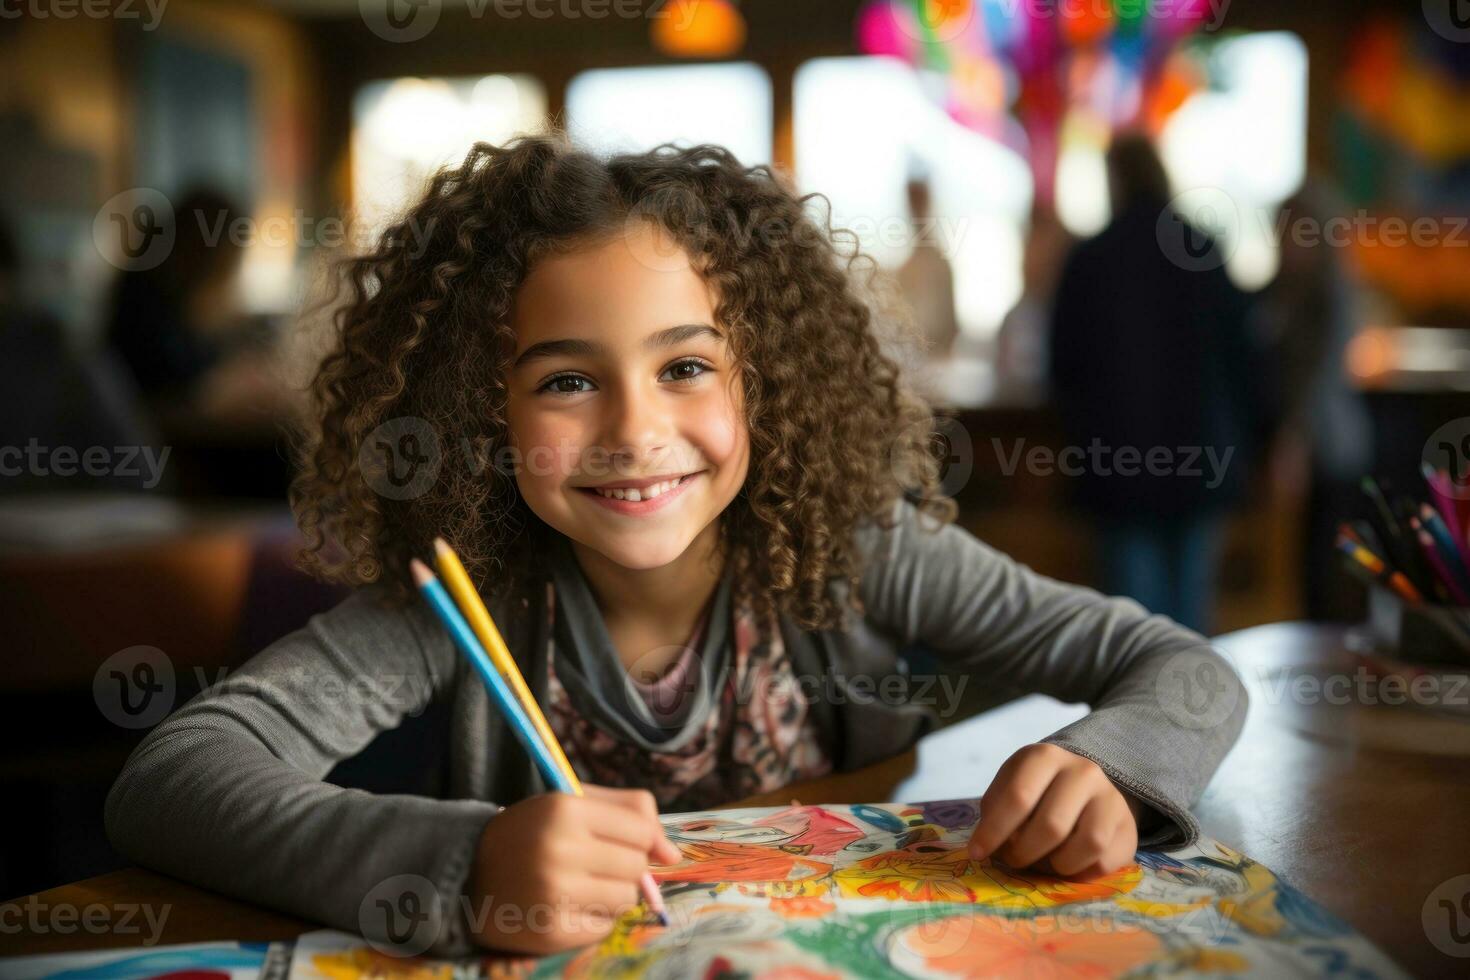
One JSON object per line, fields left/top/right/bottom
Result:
{"left": 1418, "top": 505, "right": 1470, "bottom": 591}
{"left": 415, "top": 552, "right": 669, "bottom": 926}
{"left": 1422, "top": 462, "right": 1468, "bottom": 560}
{"left": 1412, "top": 520, "right": 1470, "bottom": 604}
{"left": 432, "top": 538, "right": 578, "bottom": 789}
{"left": 1347, "top": 519, "right": 1386, "bottom": 559}
{"left": 1335, "top": 536, "right": 1423, "bottom": 604}
{"left": 1361, "top": 477, "right": 1432, "bottom": 596}
{"left": 411, "top": 559, "right": 572, "bottom": 790}
{"left": 1393, "top": 492, "right": 1441, "bottom": 597}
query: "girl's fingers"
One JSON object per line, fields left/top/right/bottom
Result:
{"left": 580, "top": 785, "right": 678, "bottom": 862}
{"left": 1078, "top": 851, "right": 1132, "bottom": 878}
{"left": 650, "top": 834, "right": 682, "bottom": 866}
{"left": 580, "top": 796, "right": 667, "bottom": 854}
{"left": 580, "top": 840, "right": 659, "bottom": 883}
{"left": 582, "top": 784, "right": 661, "bottom": 825}
{"left": 1048, "top": 801, "right": 1129, "bottom": 877}
{"left": 999, "top": 767, "right": 1095, "bottom": 869}
{"left": 1089, "top": 816, "right": 1139, "bottom": 876}
{"left": 571, "top": 874, "right": 641, "bottom": 920}
{"left": 969, "top": 749, "right": 1059, "bottom": 859}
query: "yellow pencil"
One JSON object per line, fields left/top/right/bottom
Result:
{"left": 432, "top": 537, "right": 669, "bottom": 925}
{"left": 433, "top": 537, "right": 580, "bottom": 790}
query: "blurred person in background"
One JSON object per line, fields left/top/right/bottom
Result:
{"left": 1258, "top": 183, "right": 1373, "bottom": 622}
{"left": 104, "top": 187, "right": 302, "bottom": 497}
{"left": 1049, "top": 133, "right": 1268, "bottom": 635}
{"left": 105, "top": 187, "right": 297, "bottom": 432}
{"left": 0, "top": 212, "right": 159, "bottom": 495}
{"left": 897, "top": 176, "right": 960, "bottom": 361}
{"left": 996, "top": 202, "right": 1074, "bottom": 400}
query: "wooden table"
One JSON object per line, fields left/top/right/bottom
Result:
{"left": 6, "top": 623, "right": 1469, "bottom": 975}
{"left": 1199, "top": 622, "right": 1470, "bottom": 978}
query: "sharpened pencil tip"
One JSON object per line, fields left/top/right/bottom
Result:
{"left": 655, "top": 910, "right": 669, "bottom": 927}
{"left": 433, "top": 536, "right": 450, "bottom": 555}
{"left": 410, "top": 558, "right": 433, "bottom": 586}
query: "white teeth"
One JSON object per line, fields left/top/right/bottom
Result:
{"left": 592, "top": 475, "right": 688, "bottom": 501}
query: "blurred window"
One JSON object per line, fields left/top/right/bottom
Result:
{"left": 794, "top": 56, "right": 1031, "bottom": 342}
{"left": 565, "top": 62, "right": 772, "bottom": 164}
{"left": 351, "top": 75, "right": 548, "bottom": 240}
{"left": 561, "top": 61, "right": 770, "bottom": 163}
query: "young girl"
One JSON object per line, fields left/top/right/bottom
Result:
{"left": 105, "top": 132, "right": 1246, "bottom": 958}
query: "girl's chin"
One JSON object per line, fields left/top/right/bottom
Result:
{"left": 580, "top": 534, "right": 693, "bottom": 571}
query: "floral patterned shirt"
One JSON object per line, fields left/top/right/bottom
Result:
{"left": 543, "top": 579, "right": 833, "bottom": 811}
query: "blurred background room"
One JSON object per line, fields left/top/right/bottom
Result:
{"left": 3, "top": 0, "right": 1469, "bottom": 913}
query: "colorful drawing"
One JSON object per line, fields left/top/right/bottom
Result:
{"left": 284, "top": 801, "right": 1407, "bottom": 979}
{"left": 0, "top": 940, "right": 287, "bottom": 980}
{"left": 286, "top": 931, "right": 530, "bottom": 980}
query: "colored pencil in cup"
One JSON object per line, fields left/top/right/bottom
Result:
{"left": 1411, "top": 517, "right": 1470, "bottom": 605}
{"left": 1392, "top": 492, "right": 1442, "bottom": 598}
{"left": 1418, "top": 505, "right": 1470, "bottom": 596}
{"left": 1346, "top": 519, "right": 1387, "bottom": 559}
{"left": 1422, "top": 462, "right": 1469, "bottom": 563}
{"left": 414, "top": 551, "right": 669, "bottom": 927}
{"left": 1335, "top": 535, "right": 1423, "bottom": 604}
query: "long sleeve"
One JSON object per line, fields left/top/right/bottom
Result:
{"left": 103, "top": 586, "right": 500, "bottom": 955}
{"left": 854, "top": 500, "right": 1248, "bottom": 847}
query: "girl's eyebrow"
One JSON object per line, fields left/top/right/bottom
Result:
{"left": 512, "top": 323, "right": 721, "bottom": 371}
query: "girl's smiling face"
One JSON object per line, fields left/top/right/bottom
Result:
{"left": 505, "top": 221, "right": 750, "bottom": 571}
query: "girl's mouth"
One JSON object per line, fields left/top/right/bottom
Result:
{"left": 574, "top": 471, "right": 702, "bottom": 516}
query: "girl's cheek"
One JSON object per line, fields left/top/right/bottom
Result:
{"left": 697, "top": 416, "right": 741, "bottom": 464}
{"left": 511, "top": 412, "right": 583, "bottom": 489}
{"left": 696, "top": 387, "right": 748, "bottom": 465}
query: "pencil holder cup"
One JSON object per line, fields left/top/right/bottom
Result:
{"left": 1367, "top": 583, "right": 1470, "bottom": 666}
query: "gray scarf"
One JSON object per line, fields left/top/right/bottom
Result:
{"left": 546, "top": 533, "right": 733, "bottom": 752}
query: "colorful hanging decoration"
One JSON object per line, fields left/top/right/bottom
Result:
{"left": 1335, "top": 16, "right": 1470, "bottom": 322}
{"left": 854, "top": 0, "right": 1220, "bottom": 203}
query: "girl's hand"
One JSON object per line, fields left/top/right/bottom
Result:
{"left": 966, "top": 743, "right": 1140, "bottom": 878}
{"left": 467, "top": 784, "right": 681, "bottom": 954}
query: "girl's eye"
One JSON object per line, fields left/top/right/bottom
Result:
{"left": 539, "top": 374, "right": 592, "bottom": 396}
{"left": 661, "top": 357, "right": 712, "bottom": 385}
{"left": 536, "top": 358, "right": 713, "bottom": 396}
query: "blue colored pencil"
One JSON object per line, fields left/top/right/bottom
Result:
{"left": 1412, "top": 519, "right": 1470, "bottom": 605}
{"left": 410, "top": 558, "right": 668, "bottom": 925}
{"left": 410, "top": 559, "right": 573, "bottom": 792}
{"left": 1419, "top": 504, "right": 1470, "bottom": 595}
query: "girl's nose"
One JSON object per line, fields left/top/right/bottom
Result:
{"left": 604, "top": 383, "right": 670, "bottom": 464}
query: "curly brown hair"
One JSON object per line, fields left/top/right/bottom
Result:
{"left": 289, "top": 129, "right": 957, "bottom": 631}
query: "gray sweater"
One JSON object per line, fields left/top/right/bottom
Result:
{"left": 104, "top": 499, "right": 1247, "bottom": 955}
